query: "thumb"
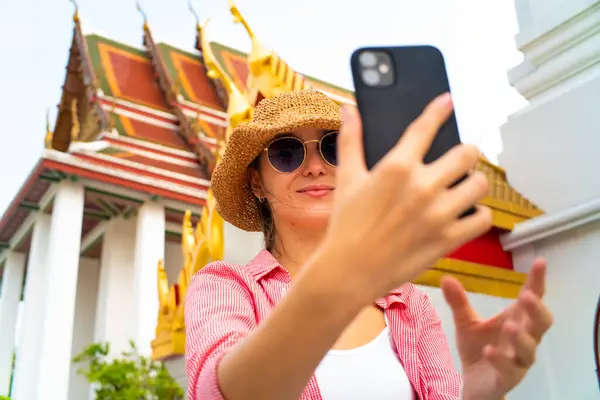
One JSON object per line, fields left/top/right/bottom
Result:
{"left": 338, "top": 105, "right": 367, "bottom": 184}
{"left": 441, "top": 275, "right": 479, "bottom": 328}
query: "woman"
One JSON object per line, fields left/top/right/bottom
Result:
{"left": 185, "top": 89, "right": 552, "bottom": 400}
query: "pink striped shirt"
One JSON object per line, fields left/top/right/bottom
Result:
{"left": 185, "top": 250, "right": 462, "bottom": 399}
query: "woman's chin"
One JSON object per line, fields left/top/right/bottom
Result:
{"left": 285, "top": 207, "right": 331, "bottom": 229}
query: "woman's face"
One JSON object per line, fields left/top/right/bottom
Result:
{"left": 251, "top": 127, "right": 337, "bottom": 231}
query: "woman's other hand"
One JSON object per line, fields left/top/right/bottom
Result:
{"left": 316, "top": 93, "right": 492, "bottom": 303}
{"left": 442, "top": 258, "right": 553, "bottom": 400}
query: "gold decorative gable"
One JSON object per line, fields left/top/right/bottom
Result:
{"left": 476, "top": 157, "right": 543, "bottom": 230}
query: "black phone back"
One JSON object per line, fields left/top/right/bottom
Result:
{"left": 350, "top": 45, "right": 462, "bottom": 170}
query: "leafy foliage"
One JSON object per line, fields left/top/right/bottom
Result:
{"left": 0, "top": 396, "right": 10, "bottom": 400}
{"left": 73, "top": 340, "right": 184, "bottom": 400}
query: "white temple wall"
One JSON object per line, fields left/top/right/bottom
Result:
{"left": 499, "top": 76, "right": 600, "bottom": 213}
{"left": 507, "top": 220, "right": 600, "bottom": 399}
{"left": 223, "top": 222, "right": 264, "bottom": 265}
{"left": 68, "top": 257, "right": 100, "bottom": 400}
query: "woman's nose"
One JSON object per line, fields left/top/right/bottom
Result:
{"left": 302, "top": 143, "right": 327, "bottom": 176}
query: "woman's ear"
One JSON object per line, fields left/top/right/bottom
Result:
{"left": 248, "top": 167, "right": 264, "bottom": 200}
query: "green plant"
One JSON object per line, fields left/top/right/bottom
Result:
{"left": 73, "top": 340, "right": 184, "bottom": 400}
{"left": 0, "top": 396, "right": 11, "bottom": 400}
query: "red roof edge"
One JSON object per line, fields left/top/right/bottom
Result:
{"left": 0, "top": 160, "right": 46, "bottom": 239}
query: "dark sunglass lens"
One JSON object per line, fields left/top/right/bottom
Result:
{"left": 267, "top": 138, "right": 305, "bottom": 172}
{"left": 321, "top": 132, "right": 338, "bottom": 166}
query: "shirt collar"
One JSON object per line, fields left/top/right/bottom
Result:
{"left": 245, "top": 249, "right": 283, "bottom": 281}
{"left": 245, "top": 249, "right": 411, "bottom": 307}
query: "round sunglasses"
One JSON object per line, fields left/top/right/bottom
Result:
{"left": 264, "top": 131, "right": 339, "bottom": 173}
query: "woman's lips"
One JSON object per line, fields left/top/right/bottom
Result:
{"left": 297, "top": 185, "right": 334, "bottom": 198}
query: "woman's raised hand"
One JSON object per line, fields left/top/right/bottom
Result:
{"left": 320, "top": 93, "right": 492, "bottom": 302}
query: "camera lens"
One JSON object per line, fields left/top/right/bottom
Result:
{"left": 359, "top": 51, "right": 377, "bottom": 68}
{"left": 361, "top": 69, "right": 381, "bottom": 86}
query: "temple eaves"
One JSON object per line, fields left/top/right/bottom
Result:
{"left": 136, "top": 1, "right": 216, "bottom": 176}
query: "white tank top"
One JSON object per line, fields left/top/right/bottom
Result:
{"left": 315, "top": 324, "right": 416, "bottom": 399}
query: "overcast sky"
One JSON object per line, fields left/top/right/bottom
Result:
{"left": 0, "top": 0, "right": 526, "bottom": 213}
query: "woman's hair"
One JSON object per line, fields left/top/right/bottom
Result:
{"left": 256, "top": 197, "right": 276, "bottom": 251}
{"left": 250, "top": 158, "right": 277, "bottom": 251}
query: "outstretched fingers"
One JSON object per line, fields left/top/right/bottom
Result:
{"left": 522, "top": 258, "right": 547, "bottom": 298}
{"left": 519, "top": 290, "right": 553, "bottom": 342}
{"left": 441, "top": 276, "right": 480, "bottom": 328}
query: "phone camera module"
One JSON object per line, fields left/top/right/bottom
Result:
{"left": 358, "top": 50, "right": 394, "bottom": 88}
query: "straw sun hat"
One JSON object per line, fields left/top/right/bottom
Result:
{"left": 211, "top": 89, "right": 342, "bottom": 232}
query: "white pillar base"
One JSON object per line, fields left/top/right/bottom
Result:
{"left": 0, "top": 251, "right": 26, "bottom": 396}
{"left": 35, "top": 180, "right": 85, "bottom": 399}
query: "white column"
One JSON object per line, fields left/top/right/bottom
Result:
{"left": 94, "top": 218, "right": 137, "bottom": 355}
{"left": 35, "top": 180, "right": 85, "bottom": 400}
{"left": 498, "top": 1, "right": 600, "bottom": 399}
{"left": 132, "top": 201, "right": 165, "bottom": 355}
{"left": 0, "top": 251, "right": 26, "bottom": 395}
{"left": 68, "top": 257, "right": 100, "bottom": 400}
{"left": 11, "top": 213, "right": 51, "bottom": 400}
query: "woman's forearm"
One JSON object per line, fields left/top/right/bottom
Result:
{"left": 217, "top": 249, "right": 365, "bottom": 400}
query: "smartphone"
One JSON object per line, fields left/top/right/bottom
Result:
{"left": 350, "top": 45, "right": 475, "bottom": 218}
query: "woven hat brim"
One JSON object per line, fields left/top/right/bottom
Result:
{"left": 212, "top": 114, "right": 341, "bottom": 232}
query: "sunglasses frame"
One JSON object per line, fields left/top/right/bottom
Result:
{"left": 263, "top": 130, "right": 339, "bottom": 174}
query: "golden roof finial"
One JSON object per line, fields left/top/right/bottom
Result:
{"left": 188, "top": 0, "right": 202, "bottom": 35}
{"left": 70, "top": 99, "right": 81, "bottom": 142}
{"left": 69, "top": 0, "right": 79, "bottom": 22}
{"left": 228, "top": 0, "right": 271, "bottom": 65}
{"left": 45, "top": 108, "right": 53, "bottom": 149}
{"left": 201, "top": 19, "right": 252, "bottom": 141}
{"left": 228, "top": 0, "right": 255, "bottom": 39}
{"left": 136, "top": 0, "right": 149, "bottom": 31}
